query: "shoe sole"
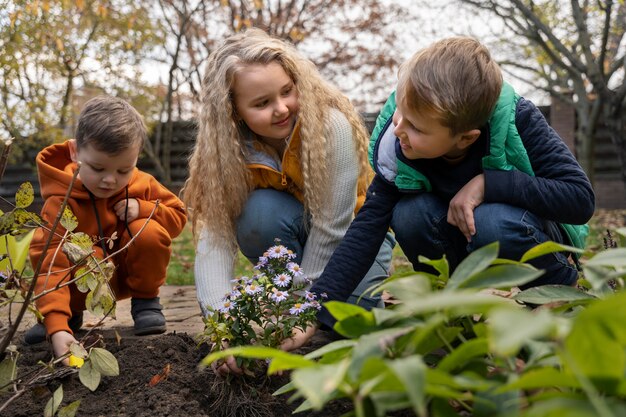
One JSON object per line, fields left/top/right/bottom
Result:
{"left": 134, "top": 325, "right": 167, "bottom": 336}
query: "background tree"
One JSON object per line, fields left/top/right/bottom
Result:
{"left": 457, "top": 0, "right": 626, "bottom": 189}
{"left": 0, "top": 0, "right": 161, "bottom": 161}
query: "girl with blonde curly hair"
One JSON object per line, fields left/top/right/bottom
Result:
{"left": 183, "top": 28, "right": 394, "bottom": 318}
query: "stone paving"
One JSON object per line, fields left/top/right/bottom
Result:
{"left": 6, "top": 285, "right": 205, "bottom": 342}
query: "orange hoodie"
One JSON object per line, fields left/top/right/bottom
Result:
{"left": 29, "top": 141, "right": 187, "bottom": 335}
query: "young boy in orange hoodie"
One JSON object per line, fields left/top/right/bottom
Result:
{"left": 26, "top": 96, "right": 187, "bottom": 361}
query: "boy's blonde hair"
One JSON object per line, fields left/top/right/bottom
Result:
{"left": 75, "top": 95, "right": 146, "bottom": 153}
{"left": 397, "top": 37, "right": 503, "bottom": 135}
{"left": 183, "top": 28, "right": 370, "bottom": 244}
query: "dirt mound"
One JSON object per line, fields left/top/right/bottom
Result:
{"left": 1, "top": 331, "right": 359, "bottom": 417}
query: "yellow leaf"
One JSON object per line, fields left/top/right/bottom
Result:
{"left": 15, "top": 182, "right": 34, "bottom": 209}
{"left": 60, "top": 207, "right": 78, "bottom": 232}
{"left": 220, "top": 0, "right": 229, "bottom": 6}
{"left": 68, "top": 355, "right": 84, "bottom": 368}
{"left": 253, "top": 0, "right": 263, "bottom": 9}
{"left": 76, "top": 0, "right": 84, "bottom": 11}
{"left": 56, "top": 38, "right": 64, "bottom": 52}
{"left": 97, "top": 4, "right": 108, "bottom": 18}
{"left": 42, "top": 0, "right": 50, "bottom": 13}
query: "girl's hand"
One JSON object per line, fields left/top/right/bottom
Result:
{"left": 448, "top": 174, "right": 485, "bottom": 242}
{"left": 114, "top": 198, "right": 139, "bottom": 222}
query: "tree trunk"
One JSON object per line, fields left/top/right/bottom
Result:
{"left": 606, "top": 96, "right": 626, "bottom": 199}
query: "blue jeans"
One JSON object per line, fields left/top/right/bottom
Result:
{"left": 236, "top": 189, "right": 395, "bottom": 309}
{"left": 390, "top": 193, "right": 578, "bottom": 288}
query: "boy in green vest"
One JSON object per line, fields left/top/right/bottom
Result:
{"left": 286, "top": 36, "right": 595, "bottom": 344}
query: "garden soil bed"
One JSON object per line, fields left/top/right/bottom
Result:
{"left": 3, "top": 330, "right": 388, "bottom": 417}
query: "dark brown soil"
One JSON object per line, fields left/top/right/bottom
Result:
{"left": 1, "top": 330, "right": 373, "bottom": 417}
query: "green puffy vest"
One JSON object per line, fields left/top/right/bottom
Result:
{"left": 368, "top": 83, "right": 589, "bottom": 254}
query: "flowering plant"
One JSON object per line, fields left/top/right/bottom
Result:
{"left": 199, "top": 241, "right": 323, "bottom": 371}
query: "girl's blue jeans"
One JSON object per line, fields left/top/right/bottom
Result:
{"left": 236, "top": 189, "right": 395, "bottom": 310}
{"left": 390, "top": 193, "right": 578, "bottom": 288}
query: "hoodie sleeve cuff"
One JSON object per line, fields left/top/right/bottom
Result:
{"left": 136, "top": 199, "right": 157, "bottom": 219}
{"left": 44, "top": 312, "right": 72, "bottom": 336}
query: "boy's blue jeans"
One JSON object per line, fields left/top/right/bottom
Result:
{"left": 236, "top": 189, "right": 395, "bottom": 310}
{"left": 390, "top": 193, "right": 578, "bottom": 288}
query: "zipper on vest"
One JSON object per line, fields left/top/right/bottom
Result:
{"left": 281, "top": 173, "right": 287, "bottom": 186}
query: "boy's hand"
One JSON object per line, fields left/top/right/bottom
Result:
{"left": 280, "top": 324, "right": 318, "bottom": 352}
{"left": 114, "top": 198, "right": 139, "bottom": 222}
{"left": 448, "top": 174, "right": 485, "bottom": 242}
{"left": 51, "top": 331, "right": 78, "bottom": 365}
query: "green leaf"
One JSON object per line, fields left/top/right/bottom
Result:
{"left": 498, "top": 368, "right": 580, "bottom": 392}
{"left": 520, "top": 241, "right": 584, "bottom": 263}
{"left": 199, "top": 346, "right": 313, "bottom": 373}
{"left": 323, "top": 301, "right": 370, "bottom": 321}
{"left": 14, "top": 182, "right": 34, "bottom": 209}
{"left": 89, "top": 348, "right": 119, "bottom": 376}
{"left": 303, "top": 339, "right": 356, "bottom": 360}
{"left": 386, "top": 356, "right": 427, "bottom": 417}
{"left": 60, "top": 206, "right": 78, "bottom": 232}
{"left": 44, "top": 385, "right": 63, "bottom": 417}
{"left": 58, "top": 400, "right": 81, "bottom": 417}
{"left": 377, "top": 274, "right": 432, "bottom": 302}
{"left": 397, "top": 291, "right": 510, "bottom": 318}
{"left": 489, "top": 307, "right": 555, "bottom": 356}
{"left": 564, "top": 291, "right": 626, "bottom": 393}
{"left": 0, "top": 355, "right": 18, "bottom": 393}
{"left": 70, "top": 342, "right": 88, "bottom": 359}
{"left": 447, "top": 242, "right": 499, "bottom": 290}
{"left": 291, "top": 360, "right": 349, "bottom": 410}
{"left": 79, "top": 360, "right": 101, "bottom": 391}
{"left": 418, "top": 255, "right": 449, "bottom": 278}
{"left": 521, "top": 397, "right": 618, "bottom": 417}
{"left": 0, "top": 228, "right": 34, "bottom": 275}
{"left": 456, "top": 264, "right": 544, "bottom": 290}
{"left": 437, "top": 338, "right": 489, "bottom": 372}
{"left": 513, "top": 285, "right": 596, "bottom": 305}
{"left": 585, "top": 248, "right": 626, "bottom": 268}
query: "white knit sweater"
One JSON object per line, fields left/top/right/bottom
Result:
{"left": 194, "top": 109, "right": 361, "bottom": 315}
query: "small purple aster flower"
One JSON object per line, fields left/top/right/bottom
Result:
{"left": 218, "top": 300, "right": 236, "bottom": 313}
{"left": 267, "top": 245, "right": 288, "bottom": 259}
{"left": 304, "top": 291, "right": 316, "bottom": 301}
{"left": 254, "top": 256, "right": 268, "bottom": 269}
{"left": 287, "top": 262, "right": 304, "bottom": 277}
{"left": 305, "top": 301, "right": 322, "bottom": 311}
{"left": 229, "top": 289, "right": 242, "bottom": 300}
{"left": 289, "top": 303, "right": 306, "bottom": 315}
{"left": 270, "top": 290, "right": 289, "bottom": 302}
{"left": 320, "top": 292, "right": 328, "bottom": 299}
{"left": 245, "top": 283, "right": 262, "bottom": 295}
{"left": 273, "top": 273, "right": 292, "bottom": 288}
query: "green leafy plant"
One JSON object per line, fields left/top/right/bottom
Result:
{"left": 204, "top": 237, "right": 626, "bottom": 416}
{"left": 199, "top": 241, "right": 321, "bottom": 374}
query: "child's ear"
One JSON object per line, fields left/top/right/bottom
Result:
{"left": 68, "top": 139, "right": 78, "bottom": 162}
{"left": 457, "top": 129, "right": 481, "bottom": 150}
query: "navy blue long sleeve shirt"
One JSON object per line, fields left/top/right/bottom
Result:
{"left": 310, "top": 97, "right": 595, "bottom": 328}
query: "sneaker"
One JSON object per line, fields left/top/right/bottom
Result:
{"left": 23, "top": 312, "right": 84, "bottom": 345}
{"left": 131, "top": 297, "right": 166, "bottom": 336}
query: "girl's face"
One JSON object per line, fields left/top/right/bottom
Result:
{"left": 232, "top": 62, "right": 299, "bottom": 142}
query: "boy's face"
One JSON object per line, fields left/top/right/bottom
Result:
{"left": 69, "top": 140, "right": 139, "bottom": 198}
{"left": 392, "top": 98, "right": 470, "bottom": 161}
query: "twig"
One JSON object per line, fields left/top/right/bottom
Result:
{"left": 0, "top": 139, "right": 13, "bottom": 183}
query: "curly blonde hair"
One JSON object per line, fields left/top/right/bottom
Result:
{"left": 182, "top": 28, "right": 369, "bottom": 247}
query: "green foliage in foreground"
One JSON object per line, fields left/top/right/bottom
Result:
{"left": 204, "top": 232, "right": 626, "bottom": 417}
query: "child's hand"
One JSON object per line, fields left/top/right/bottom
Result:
{"left": 114, "top": 198, "right": 139, "bottom": 222}
{"left": 448, "top": 174, "right": 485, "bottom": 242}
{"left": 280, "top": 324, "right": 318, "bottom": 352}
{"left": 50, "top": 331, "right": 78, "bottom": 365}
